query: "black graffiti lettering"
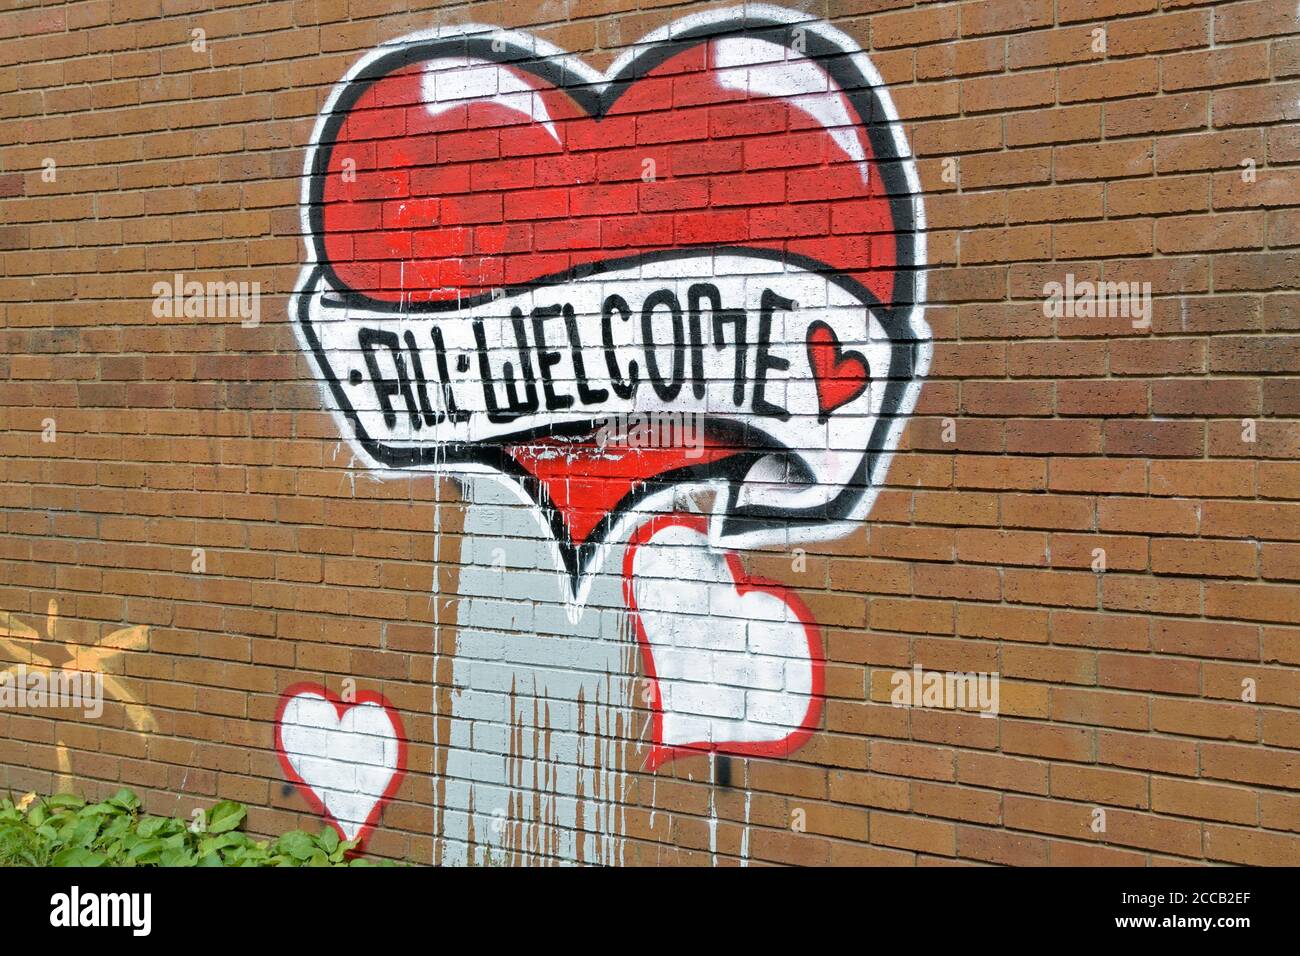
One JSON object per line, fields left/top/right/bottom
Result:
{"left": 402, "top": 330, "right": 441, "bottom": 426}
{"left": 753, "top": 289, "right": 793, "bottom": 421}
{"left": 472, "top": 320, "right": 506, "bottom": 421}
{"left": 710, "top": 304, "right": 748, "bottom": 407}
{"left": 473, "top": 311, "right": 539, "bottom": 423}
{"left": 530, "top": 303, "right": 574, "bottom": 412}
{"left": 686, "top": 283, "right": 720, "bottom": 400}
{"left": 564, "top": 303, "right": 609, "bottom": 406}
{"left": 602, "top": 294, "right": 638, "bottom": 401}
{"left": 505, "top": 308, "right": 540, "bottom": 416}
{"left": 359, "top": 326, "right": 423, "bottom": 430}
{"left": 640, "top": 288, "right": 685, "bottom": 402}
{"left": 429, "top": 326, "right": 471, "bottom": 424}
{"left": 363, "top": 283, "right": 807, "bottom": 434}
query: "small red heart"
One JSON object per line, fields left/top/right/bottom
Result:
{"left": 807, "top": 320, "right": 870, "bottom": 421}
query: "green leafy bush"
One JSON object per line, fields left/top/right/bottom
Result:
{"left": 0, "top": 789, "right": 386, "bottom": 866}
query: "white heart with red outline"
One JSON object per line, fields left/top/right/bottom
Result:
{"left": 275, "top": 683, "right": 406, "bottom": 844}
{"left": 623, "top": 513, "right": 824, "bottom": 768}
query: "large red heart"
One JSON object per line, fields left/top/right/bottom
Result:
{"left": 298, "top": 18, "right": 928, "bottom": 589}
{"left": 315, "top": 38, "right": 897, "bottom": 308}
{"left": 623, "top": 513, "right": 824, "bottom": 768}
{"left": 310, "top": 32, "right": 898, "bottom": 551}
{"left": 807, "top": 319, "right": 871, "bottom": 421}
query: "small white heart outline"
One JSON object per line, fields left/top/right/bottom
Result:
{"left": 623, "top": 512, "right": 825, "bottom": 769}
{"left": 275, "top": 683, "right": 407, "bottom": 847}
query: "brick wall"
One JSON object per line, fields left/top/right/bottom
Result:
{"left": 1, "top": 0, "right": 1298, "bottom": 866}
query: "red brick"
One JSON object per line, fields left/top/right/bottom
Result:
{"left": 7, "top": 0, "right": 1299, "bottom": 871}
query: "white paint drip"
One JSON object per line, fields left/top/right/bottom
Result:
{"left": 741, "top": 786, "right": 752, "bottom": 867}
{"left": 438, "top": 478, "right": 635, "bottom": 865}
{"left": 708, "top": 752, "right": 718, "bottom": 866}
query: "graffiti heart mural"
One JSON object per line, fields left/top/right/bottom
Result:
{"left": 275, "top": 684, "right": 407, "bottom": 846}
{"left": 292, "top": 4, "right": 929, "bottom": 599}
{"left": 290, "top": 5, "right": 928, "bottom": 862}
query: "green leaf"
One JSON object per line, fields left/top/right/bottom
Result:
{"left": 96, "top": 816, "right": 132, "bottom": 850}
{"left": 71, "top": 815, "right": 103, "bottom": 848}
{"left": 199, "top": 832, "right": 246, "bottom": 856}
{"left": 127, "top": 838, "right": 164, "bottom": 863}
{"left": 206, "top": 801, "right": 246, "bottom": 834}
{"left": 319, "top": 827, "right": 340, "bottom": 854}
{"left": 51, "top": 847, "right": 107, "bottom": 867}
{"left": 136, "top": 816, "right": 168, "bottom": 838}
{"left": 159, "top": 847, "right": 196, "bottom": 867}
{"left": 108, "top": 789, "right": 141, "bottom": 811}
{"left": 274, "top": 830, "right": 316, "bottom": 860}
